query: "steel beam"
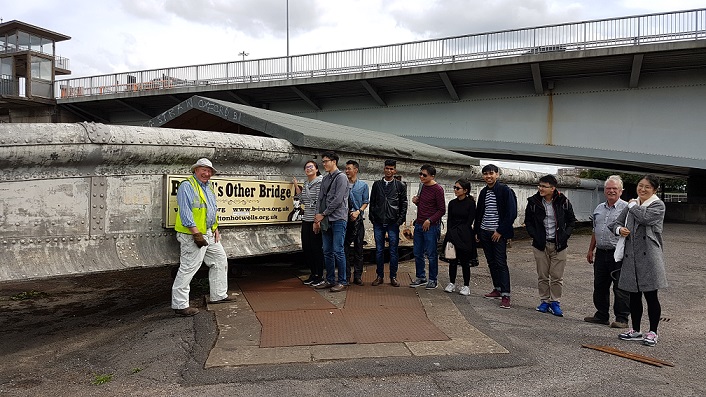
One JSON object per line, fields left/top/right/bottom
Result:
{"left": 531, "top": 63, "right": 543, "bottom": 94}
{"left": 291, "top": 86, "right": 321, "bottom": 110}
{"left": 630, "top": 54, "right": 644, "bottom": 88}
{"left": 360, "top": 80, "right": 386, "bottom": 106}
{"left": 439, "top": 72, "right": 459, "bottom": 101}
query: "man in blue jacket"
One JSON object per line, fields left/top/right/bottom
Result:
{"left": 475, "top": 164, "right": 517, "bottom": 309}
{"left": 525, "top": 174, "right": 577, "bottom": 317}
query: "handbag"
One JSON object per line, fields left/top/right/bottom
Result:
{"left": 613, "top": 212, "right": 629, "bottom": 262}
{"left": 445, "top": 241, "right": 457, "bottom": 260}
{"left": 614, "top": 236, "right": 625, "bottom": 262}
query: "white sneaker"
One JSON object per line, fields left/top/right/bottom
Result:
{"left": 459, "top": 286, "right": 470, "bottom": 296}
{"left": 444, "top": 283, "right": 455, "bottom": 293}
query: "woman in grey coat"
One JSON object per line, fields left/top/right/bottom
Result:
{"left": 609, "top": 175, "right": 667, "bottom": 347}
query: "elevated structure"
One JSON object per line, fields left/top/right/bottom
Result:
{"left": 0, "top": 20, "right": 71, "bottom": 122}
{"left": 52, "top": 9, "right": 706, "bottom": 179}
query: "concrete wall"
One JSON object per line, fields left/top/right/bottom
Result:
{"left": 0, "top": 122, "right": 602, "bottom": 282}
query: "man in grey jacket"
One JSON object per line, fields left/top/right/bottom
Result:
{"left": 314, "top": 151, "right": 349, "bottom": 292}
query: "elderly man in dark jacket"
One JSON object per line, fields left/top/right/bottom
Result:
{"left": 525, "top": 174, "right": 577, "bottom": 317}
{"left": 369, "top": 159, "right": 408, "bottom": 287}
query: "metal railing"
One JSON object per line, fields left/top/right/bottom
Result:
{"left": 56, "top": 8, "right": 706, "bottom": 99}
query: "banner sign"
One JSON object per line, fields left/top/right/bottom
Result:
{"left": 164, "top": 175, "right": 303, "bottom": 227}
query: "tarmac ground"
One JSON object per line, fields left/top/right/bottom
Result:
{"left": 1, "top": 223, "right": 705, "bottom": 397}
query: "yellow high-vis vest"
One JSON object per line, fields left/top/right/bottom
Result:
{"left": 174, "top": 176, "right": 218, "bottom": 234}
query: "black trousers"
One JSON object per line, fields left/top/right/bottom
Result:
{"left": 449, "top": 247, "right": 471, "bottom": 286}
{"left": 301, "top": 221, "right": 324, "bottom": 279}
{"left": 593, "top": 248, "right": 630, "bottom": 323}
{"left": 345, "top": 218, "right": 365, "bottom": 280}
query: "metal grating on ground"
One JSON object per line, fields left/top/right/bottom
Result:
{"left": 242, "top": 289, "right": 336, "bottom": 312}
{"left": 344, "top": 280, "right": 422, "bottom": 309}
{"left": 257, "top": 309, "right": 356, "bottom": 348}
{"left": 342, "top": 306, "right": 450, "bottom": 344}
{"left": 236, "top": 275, "right": 303, "bottom": 291}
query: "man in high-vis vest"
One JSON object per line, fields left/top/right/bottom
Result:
{"left": 172, "top": 158, "right": 232, "bottom": 316}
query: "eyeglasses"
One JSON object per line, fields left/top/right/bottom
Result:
{"left": 419, "top": 172, "right": 429, "bottom": 177}
{"left": 453, "top": 186, "right": 463, "bottom": 190}
{"left": 321, "top": 159, "right": 332, "bottom": 164}
{"left": 304, "top": 165, "right": 315, "bottom": 170}
{"left": 538, "top": 184, "right": 552, "bottom": 189}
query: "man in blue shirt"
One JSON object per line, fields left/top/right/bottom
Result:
{"left": 344, "top": 160, "right": 369, "bottom": 285}
{"left": 172, "top": 158, "right": 232, "bottom": 316}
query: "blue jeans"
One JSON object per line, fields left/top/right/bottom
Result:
{"left": 413, "top": 223, "right": 440, "bottom": 281}
{"left": 322, "top": 220, "right": 347, "bottom": 285}
{"left": 479, "top": 229, "right": 511, "bottom": 296}
{"left": 373, "top": 222, "right": 400, "bottom": 279}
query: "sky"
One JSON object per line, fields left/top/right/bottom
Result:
{"left": 3, "top": 0, "right": 702, "bottom": 173}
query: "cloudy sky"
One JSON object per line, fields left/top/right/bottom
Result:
{"left": 4, "top": 0, "right": 701, "bottom": 172}
{"left": 5, "top": 0, "right": 701, "bottom": 78}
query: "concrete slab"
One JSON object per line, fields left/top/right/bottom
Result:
{"left": 311, "top": 343, "right": 412, "bottom": 361}
{"left": 207, "top": 261, "right": 509, "bottom": 367}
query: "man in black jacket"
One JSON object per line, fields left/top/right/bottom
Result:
{"left": 525, "top": 174, "right": 577, "bottom": 317}
{"left": 475, "top": 164, "right": 517, "bottom": 309}
{"left": 368, "top": 160, "right": 408, "bottom": 287}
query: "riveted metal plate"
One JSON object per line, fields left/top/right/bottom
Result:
{"left": 89, "top": 177, "right": 108, "bottom": 236}
{"left": 0, "top": 178, "right": 90, "bottom": 238}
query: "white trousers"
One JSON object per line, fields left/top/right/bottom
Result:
{"left": 171, "top": 231, "right": 229, "bottom": 309}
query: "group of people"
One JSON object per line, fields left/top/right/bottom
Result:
{"left": 170, "top": 157, "right": 668, "bottom": 347}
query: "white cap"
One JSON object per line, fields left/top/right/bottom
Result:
{"left": 190, "top": 158, "right": 217, "bottom": 174}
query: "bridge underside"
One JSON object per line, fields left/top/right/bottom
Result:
{"left": 55, "top": 40, "right": 706, "bottom": 198}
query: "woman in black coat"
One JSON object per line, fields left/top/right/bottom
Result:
{"left": 443, "top": 178, "right": 477, "bottom": 296}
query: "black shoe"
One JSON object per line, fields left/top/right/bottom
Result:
{"left": 371, "top": 277, "right": 384, "bottom": 286}
{"left": 314, "top": 281, "right": 334, "bottom": 289}
{"left": 353, "top": 278, "right": 363, "bottom": 286}
{"left": 390, "top": 277, "right": 400, "bottom": 287}
{"left": 209, "top": 297, "right": 235, "bottom": 304}
{"left": 302, "top": 276, "right": 317, "bottom": 285}
{"left": 584, "top": 316, "right": 610, "bottom": 325}
{"left": 470, "top": 259, "right": 479, "bottom": 267}
{"left": 174, "top": 307, "right": 199, "bottom": 316}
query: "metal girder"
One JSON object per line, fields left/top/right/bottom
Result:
{"left": 530, "top": 63, "right": 543, "bottom": 94}
{"left": 630, "top": 54, "right": 644, "bottom": 88}
{"left": 226, "top": 91, "right": 251, "bottom": 106}
{"left": 167, "top": 95, "right": 183, "bottom": 104}
{"left": 439, "top": 72, "right": 459, "bottom": 101}
{"left": 63, "top": 103, "right": 110, "bottom": 123}
{"left": 360, "top": 80, "right": 386, "bottom": 106}
{"left": 115, "top": 99, "right": 155, "bottom": 119}
{"left": 291, "top": 86, "right": 321, "bottom": 110}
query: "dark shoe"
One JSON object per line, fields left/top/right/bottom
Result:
{"left": 314, "top": 281, "right": 334, "bottom": 289}
{"left": 425, "top": 280, "right": 438, "bottom": 290}
{"left": 353, "top": 278, "right": 363, "bottom": 286}
{"left": 409, "top": 278, "right": 427, "bottom": 288}
{"left": 470, "top": 258, "right": 479, "bottom": 267}
{"left": 610, "top": 320, "right": 629, "bottom": 328}
{"left": 302, "top": 276, "right": 318, "bottom": 285}
{"left": 584, "top": 316, "right": 610, "bottom": 325}
{"left": 390, "top": 277, "right": 400, "bottom": 287}
{"left": 174, "top": 307, "right": 199, "bottom": 316}
{"left": 484, "top": 289, "right": 502, "bottom": 299}
{"left": 500, "top": 296, "right": 511, "bottom": 309}
{"left": 330, "top": 283, "right": 347, "bottom": 292}
{"left": 209, "top": 297, "right": 235, "bottom": 304}
{"left": 371, "top": 277, "right": 384, "bottom": 286}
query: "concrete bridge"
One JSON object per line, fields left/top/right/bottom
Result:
{"left": 53, "top": 9, "right": 706, "bottom": 180}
